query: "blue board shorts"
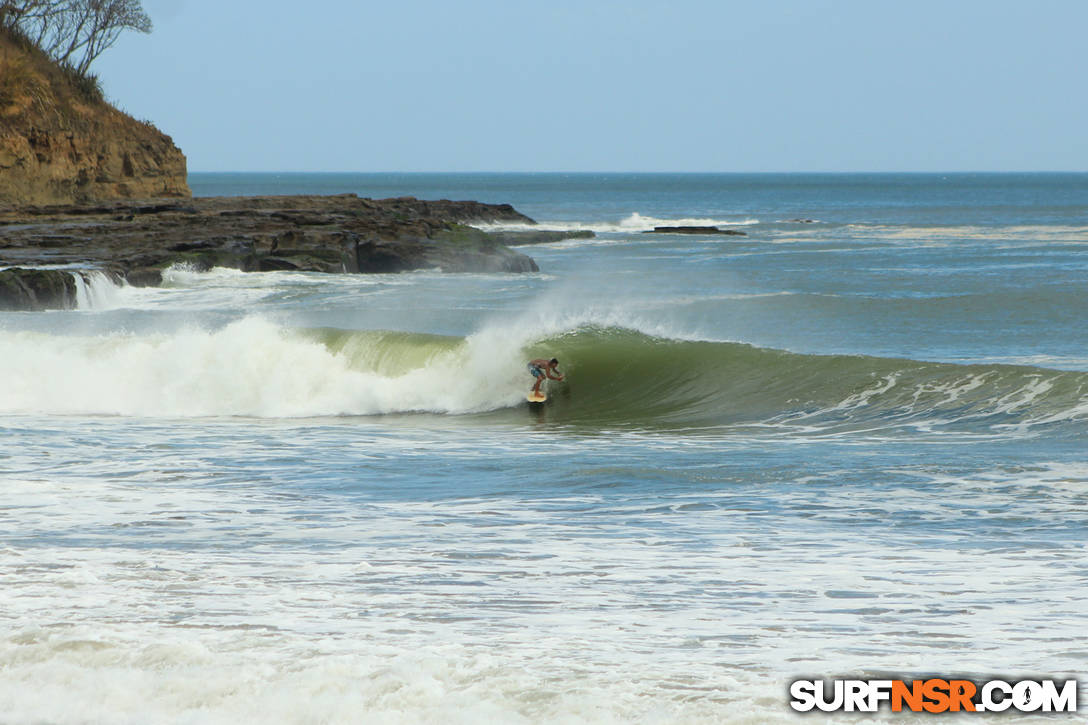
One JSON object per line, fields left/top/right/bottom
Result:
{"left": 528, "top": 363, "right": 544, "bottom": 378}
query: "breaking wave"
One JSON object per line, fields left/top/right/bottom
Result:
{"left": 1, "top": 318, "right": 1085, "bottom": 436}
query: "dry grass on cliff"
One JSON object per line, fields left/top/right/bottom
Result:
{"left": 0, "top": 29, "right": 49, "bottom": 120}
{"left": 0, "top": 24, "right": 104, "bottom": 126}
{"left": 0, "top": 55, "right": 38, "bottom": 111}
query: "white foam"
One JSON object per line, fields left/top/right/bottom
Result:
{"left": 70, "top": 264, "right": 541, "bottom": 314}
{"left": 1, "top": 454, "right": 1083, "bottom": 725}
{"left": 0, "top": 317, "right": 531, "bottom": 417}
{"left": 160, "top": 262, "right": 250, "bottom": 286}
{"left": 71, "top": 271, "right": 129, "bottom": 310}
{"left": 845, "top": 223, "right": 1088, "bottom": 248}
{"left": 0, "top": 623, "right": 770, "bottom": 725}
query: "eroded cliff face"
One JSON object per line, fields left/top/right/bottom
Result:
{"left": 0, "top": 31, "right": 190, "bottom": 205}
{"left": 0, "top": 118, "right": 190, "bottom": 205}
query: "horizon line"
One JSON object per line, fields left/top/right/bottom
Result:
{"left": 186, "top": 169, "right": 1088, "bottom": 175}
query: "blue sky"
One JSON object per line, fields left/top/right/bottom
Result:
{"left": 95, "top": 0, "right": 1088, "bottom": 172}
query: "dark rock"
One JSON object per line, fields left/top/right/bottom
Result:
{"left": 485, "top": 230, "right": 595, "bottom": 246}
{"left": 35, "top": 235, "right": 81, "bottom": 247}
{"left": 125, "top": 267, "right": 162, "bottom": 287}
{"left": 348, "top": 226, "right": 539, "bottom": 274}
{"left": 134, "top": 203, "right": 198, "bottom": 215}
{"left": 224, "top": 239, "right": 257, "bottom": 255}
{"left": 168, "top": 240, "right": 217, "bottom": 252}
{"left": 257, "top": 257, "right": 304, "bottom": 272}
{"left": 353, "top": 240, "right": 421, "bottom": 274}
{"left": 429, "top": 225, "right": 538, "bottom": 272}
{"left": 645, "top": 226, "right": 747, "bottom": 236}
{"left": 270, "top": 211, "right": 337, "bottom": 226}
{"left": 0, "top": 268, "right": 77, "bottom": 310}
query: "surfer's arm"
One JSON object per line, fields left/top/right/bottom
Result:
{"left": 547, "top": 370, "right": 564, "bottom": 381}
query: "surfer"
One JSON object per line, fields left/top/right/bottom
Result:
{"left": 528, "top": 358, "right": 564, "bottom": 395}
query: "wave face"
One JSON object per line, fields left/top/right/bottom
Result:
{"left": 3, "top": 318, "right": 1085, "bottom": 435}
{"left": 528, "top": 327, "right": 1088, "bottom": 434}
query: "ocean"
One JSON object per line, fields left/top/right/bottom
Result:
{"left": 2, "top": 173, "right": 1086, "bottom": 722}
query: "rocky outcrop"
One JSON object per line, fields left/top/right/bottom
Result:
{"left": 352, "top": 234, "right": 538, "bottom": 274}
{"left": 0, "top": 28, "right": 190, "bottom": 205}
{"left": 644, "top": 226, "right": 747, "bottom": 235}
{"left": 0, "top": 267, "right": 76, "bottom": 310}
{"left": 0, "top": 194, "right": 541, "bottom": 307}
{"left": 484, "top": 230, "right": 595, "bottom": 246}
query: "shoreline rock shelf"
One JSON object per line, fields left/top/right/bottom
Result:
{"left": 485, "top": 230, "right": 596, "bottom": 246}
{"left": 0, "top": 194, "right": 543, "bottom": 310}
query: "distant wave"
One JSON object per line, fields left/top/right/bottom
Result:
{"left": 477, "top": 212, "right": 760, "bottom": 234}
{"left": 844, "top": 224, "right": 1088, "bottom": 245}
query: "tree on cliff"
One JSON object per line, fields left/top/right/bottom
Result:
{"left": 0, "top": 0, "right": 150, "bottom": 76}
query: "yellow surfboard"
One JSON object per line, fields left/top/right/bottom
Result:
{"left": 527, "top": 390, "right": 547, "bottom": 403}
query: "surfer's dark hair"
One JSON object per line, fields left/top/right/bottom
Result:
{"left": 549, "top": 358, "right": 559, "bottom": 366}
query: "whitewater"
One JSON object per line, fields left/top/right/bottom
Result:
{"left": 2, "top": 173, "right": 1086, "bottom": 723}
